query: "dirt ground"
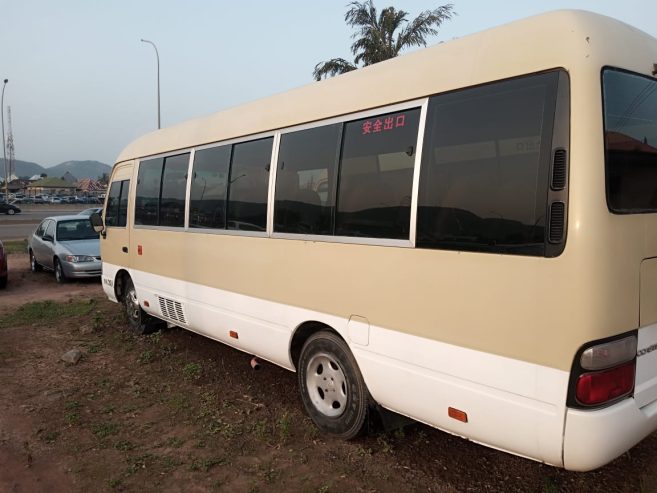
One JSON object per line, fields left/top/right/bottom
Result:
{"left": 2, "top": 253, "right": 657, "bottom": 492}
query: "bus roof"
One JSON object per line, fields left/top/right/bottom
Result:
{"left": 116, "top": 9, "right": 657, "bottom": 164}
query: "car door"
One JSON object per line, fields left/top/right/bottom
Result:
{"left": 32, "top": 219, "right": 53, "bottom": 268}
{"left": 40, "top": 220, "right": 57, "bottom": 269}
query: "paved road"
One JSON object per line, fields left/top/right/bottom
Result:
{"left": 0, "top": 204, "right": 95, "bottom": 241}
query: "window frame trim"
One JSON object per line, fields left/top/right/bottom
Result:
{"left": 271, "top": 97, "right": 428, "bottom": 245}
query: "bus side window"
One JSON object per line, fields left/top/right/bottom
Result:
{"left": 274, "top": 124, "right": 340, "bottom": 235}
{"left": 226, "top": 137, "right": 272, "bottom": 231}
{"left": 335, "top": 108, "right": 420, "bottom": 239}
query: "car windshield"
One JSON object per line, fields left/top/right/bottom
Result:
{"left": 56, "top": 219, "right": 99, "bottom": 241}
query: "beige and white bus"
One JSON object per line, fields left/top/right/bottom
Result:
{"left": 96, "top": 10, "right": 657, "bottom": 471}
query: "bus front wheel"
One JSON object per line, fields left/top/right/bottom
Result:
{"left": 298, "top": 331, "right": 369, "bottom": 439}
{"left": 123, "top": 277, "right": 160, "bottom": 335}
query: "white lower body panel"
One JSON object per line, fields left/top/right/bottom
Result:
{"left": 101, "top": 263, "right": 657, "bottom": 469}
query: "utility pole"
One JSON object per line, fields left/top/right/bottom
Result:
{"left": 6, "top": 106, "right": 15, "bottom": 181}
{"left": 1, "top": 79, "right": 8, "bottom": 203}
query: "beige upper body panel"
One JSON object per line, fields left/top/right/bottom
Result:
{"left": 115, "top": 10, "right": 657, "bottom": 163}
{"left": 105, "top": 10, "right": 657, "bottom": 371}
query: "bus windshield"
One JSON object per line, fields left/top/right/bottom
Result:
{"left": 603, "top": 69, "right": 657, "bottom": 213}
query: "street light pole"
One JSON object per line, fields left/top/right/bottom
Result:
{"left": 1, "top": 79, "right": 8, "bottom": 203}
{"left": 140, "top": 39, "right": 161, "bottom": 129}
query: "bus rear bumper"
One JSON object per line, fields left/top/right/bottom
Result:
{"left": 563, "top": 397, "right": 657, "bottom": 471}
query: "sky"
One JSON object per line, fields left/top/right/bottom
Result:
{"left": 1, "top": 1, "right": 656, "bottom": 168}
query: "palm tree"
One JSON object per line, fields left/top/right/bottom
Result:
{"left": 313, "top": 1, "right": 454, "bottom": 81}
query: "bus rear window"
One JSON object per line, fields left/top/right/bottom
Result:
{"left": 603, "top": 69, "right": 657, "bottom": 213}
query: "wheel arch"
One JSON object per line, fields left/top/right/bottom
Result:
{"left": 113, "top": 269, "right": 132, "bottom": 303}
{"left": 290, "top": 320, "right": 348, "bottom": 371}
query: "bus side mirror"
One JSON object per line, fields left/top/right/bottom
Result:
{"left": 90, "top": 212, "right": 105, "bottom": 236}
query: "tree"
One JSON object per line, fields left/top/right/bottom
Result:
{"left": 313, "top": 1, "right": 454, "bottom": 80}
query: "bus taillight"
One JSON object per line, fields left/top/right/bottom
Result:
{"left": 570, "top": 333, "right": 637, "bottom": 408}
{"left": 575, "top": 361, "right": 635, "bottom": 406}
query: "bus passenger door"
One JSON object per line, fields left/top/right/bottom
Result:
{"left": 101, "top": 162, "right": 134, "bottom": 275}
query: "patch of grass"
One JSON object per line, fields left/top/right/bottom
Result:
{"left": 138, "top": 350, "right": 155, "bottom": 364}
{"left": 124, "top": 453, "right": 155, "bottom": 476}
{"left": 0, "top": 299, "right": 96, "bottom": 328}
{"left": 376, "top": 435, "right": 394, "bottom": 454}
{"left": 92, "top": 421, "right": 119, "bottom": 439}
{"left": 277, "top": 412, "right": 291, "bottom": 443}
{"left": 165, "top": 436, "right": 184, "bottom": 448}
{"left": 2, "top": 239, "right": 27, "bottom": 254}
{"left": 43, "top": 431, "right": 60, "bottom": 443}
{"left": 190, "top": 456, "right": 225, "bottom": 472}
{"left": 168, "top": 394, "right": 189, "bottom": 411}
{"left": 115, "top": 440, "right": 136, "bottom": 451}
{"left": 182, "top": 362, "right": 202, "bottom": 381}
{"left": 254, "top": 419, "right": 269, "bottom": 441}
{"left": 108, "top": 478, "right": 122, "bottom": 489}
{"left": 65, "top": 400, "right": 81, "bottom": 425}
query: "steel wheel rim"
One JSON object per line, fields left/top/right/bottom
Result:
{"left": 305, "top": 352, "right": 348, "bottom": 417}
{"left": 30, "top": 254, "right": 36, "bottom": 271}
{"left": 126, "top": 287, "right": 140, "bottom": 321}
{"left": 55, "top": 262, "right": 62, "bottom": 282}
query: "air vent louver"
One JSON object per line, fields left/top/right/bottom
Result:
{"left": 157, "top": 296, "right": 187, "bottom": 324}
{"left": 549, "top": 202, "right": 565, "bottom": 244}
{"left": 551, "top": 148, "right": 567, "bottom": 190}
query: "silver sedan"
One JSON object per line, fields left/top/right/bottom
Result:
{"left": 28, "top": 215, "right": 101, "bottom": 283}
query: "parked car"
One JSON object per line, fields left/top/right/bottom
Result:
{"left": 78, "top": 207, "right": 103, "bottom": 217}
{"left": 50, "top": 197, "right": 63, "bottom": 204}
{"left": 28, "top": 215, "right": 101, "bottom": 282}
{"left": 0, "top": 203, "right": 21, "bottom": 215}
{"left": 0, "top": 240, "right": 7, "bottom": 289}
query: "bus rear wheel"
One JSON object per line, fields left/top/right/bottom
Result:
{"left": 298, "top": 331, "right": 369, "bottom": 439}
{"left": 123, "top": 277, "right": 160, "bottom": 335}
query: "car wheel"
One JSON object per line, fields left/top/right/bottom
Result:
{"left": 7, "top": 209, "right": 15, "bottom": 215}
{"left": 54, "top": 258, "right": 66, "bottom": 283}
{"left": 0, "top": 275, "right": 6, "bottom": 289}
{"left": 29, "top": 250, "right": 42, "bottom": 272}
{"left": 298, "top": 331, "right": 369, "bottom": 439}
{"left": 123, "top": 277, "right": 161, "bottom": 335}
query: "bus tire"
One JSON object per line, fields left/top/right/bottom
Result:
{"left": 298, "top": 330, "right": 369, "bottom": 439}
{"left": 123, "top": 277, "right": 160, "bottom": 335}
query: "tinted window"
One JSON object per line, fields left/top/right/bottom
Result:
{"left": 189, "top": 145, "right": 231, "bottom": 229}
{"left": 603, "top": 69, "right": 657, "bottom": 213}
{"left": 227, "top": 138, "right": 272, "bottom": 231}
{"left": 44, "top": 221, "right": 55, "bottom": 239}
{"left": 135, "top": 154, "right": 189, "bottom": 227}
{"left": 336, "top": 108, "right": 420, "bottom": 239}
{"left": 417, "top": 72, "right": 559, "bottom": 255}
{"left": 275, "top": 124, "right": 340, "bottom": 234}
{"left": 118, "top": 181, "right": 129, "bottom": 227}
{"left": 135, "top": 158, "right": 163, "bottom": 226}
{"left": 35, "top": 220, "right": 47, "bottom": 237}
{"left": 159, "top": 154, "right": 189, "bottom": 227}
{"left": 106, "top": 179, "right": 129, "bottom": 227}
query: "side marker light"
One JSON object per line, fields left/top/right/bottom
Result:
{"left": 448, "top": 407, "right": 468, "bottom": 423}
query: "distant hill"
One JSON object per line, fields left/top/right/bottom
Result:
{"left": 1, "top": 158, "right": 111, "bottom": 180}
{"left": 48, "top": 161, "right": 112, "bottom": 180}
{"left": 0, "top": 158, "right": 43, "bottom": 178}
